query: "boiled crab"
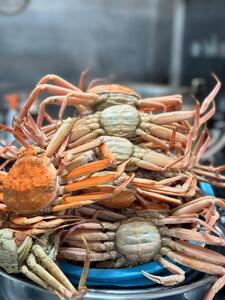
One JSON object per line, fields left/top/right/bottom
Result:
{"left": 60, "top": 196, "right": 225, "bottom": 300}
{"left": 0, "top": 228, "right": 88, "bottom": 299}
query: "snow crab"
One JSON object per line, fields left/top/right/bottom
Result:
{"left": 16, "top": 72, "right": 184, "bottom": 128}
{"left": 0, "top": 226, "right": 89, "bottom": 299}
{"left": 59, "top": 196, "right": 225, "bottom": 300}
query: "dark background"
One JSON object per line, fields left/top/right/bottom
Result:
{"left": 1, "top": 0, "right": 224, "bottom": 93}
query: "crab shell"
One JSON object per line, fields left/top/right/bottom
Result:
{"left": 87, "top": 84, "right": 140, "bottom": 110}
{"left": 88, "top": 84, "right": 140, "bottom": 97}
{"left": 3, "top": 147, "right": 57, "bottom": 213}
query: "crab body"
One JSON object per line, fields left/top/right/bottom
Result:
{"left": 3, "top": 147, "right": 57, "bottom": 213}
{"left": 87, "top": 84, "right": 141, "bottom": 111}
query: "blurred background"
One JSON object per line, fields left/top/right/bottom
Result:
{"left": 0, "top": 1, "right": 225, "bottom": 298}
{"left": 0, "top": 0, "right": 225, "bottom": 176}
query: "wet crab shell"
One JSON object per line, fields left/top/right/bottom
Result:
{"left": 88, "top": 84, "right": 140, "bottom": 97}
{"left": 87, "top": 84, "right": 140, "bottom": 110}
{"left": 3, "top": 149, "right": 58, "bottom": 213}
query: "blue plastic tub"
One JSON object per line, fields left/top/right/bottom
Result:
{"left": 60, "top": 182, "right": 214, "bottom": 287}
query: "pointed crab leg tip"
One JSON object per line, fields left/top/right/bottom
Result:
{"left": 211, "top": 72, "right": 221, "bottom": 84}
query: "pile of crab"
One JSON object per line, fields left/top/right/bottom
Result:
{"left": 0, "top": 71, "right": 225, "bottom": 300}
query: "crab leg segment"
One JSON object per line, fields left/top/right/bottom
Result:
{"left": 64, "top": 159, "right": 113, "bottom": 180}
{"left": 200, "top": 74, "right": 221, "bottom": 115}
{"left": 164, "top": 240, "right": 225, "bottom": 266}
{"left": 143, "top": 247, "right": 225, "bottom": 288}
{"left": 163, "top": 248, "right": 225, "bottom": 276}
{"left": 37, "top": 74, "right": 81, "bottom": 91}
{"left": 25, "top": 253, "right": 74, "bottom": 298}
{"left": 148, "top": 110, "right": 196, "bottom": 125}
{"left": 144, "top": 123, "right": 187, "bottom": 143}
{"left": 142, "top": 256, "right": 185, "bottom": 285}
{"left": 133, "top": 175, "right": 196, "bottom": 197}
{"left": 160, "top": 227, "right": 225, "bottom": 246}
{"left": 45, "top": 118, "right": 75, "bottom": 157}
{"left": 137, "top": 188, "right": 182, "bottom": 205}
{"left": 53, "top": 193, "right": 112, "bottom": 212}
{"left": 204, "top": 275, "right": 225, "bottom": 300}
{"left": 32, "top": 245, "right": 76, "bottom": 292}
{"left": 138, "top": 94, "right": 183, "bottom": 112}
{"left": 155, "top": 216, "right": 220, "bottom": 237}
{"left": 172, "top": 196, "right": 225, "bottom": 216}
{"left": 55, "top": 168, "right": 132, "bottom": 212}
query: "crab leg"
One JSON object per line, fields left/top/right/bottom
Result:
{"left": 148, "top": 110, "right": 196, "bottom": 125}
{"left": 204, "top": 275, "right": 225, "bottom": 300}
{"left": 45, "top": 118, "right": 75, "bottom": 157}
{"left": 37, "top": 74, "right": 81, "bottom": 91}
{"left": 143, "top": 247, "right": 225, "bottom": 288}
{"left": 61, "top": 150, "right": 96, "bottom": 174}
{"left": 54, "top": 170, "right": 132, "bottom": 212}
{"left": 156, "top": 216, "right": 221, "bottom": 237}
{"left": 63, "top": 159, "right": 112, "bottom": 180}
{"left": 68, "top": 128, "right": 105, "bottom": 149}
{"left": 32, "top": 244, "right": 76, "bottom": 293}
{"left": 19, "top": 82, "right": 97, "bottom": 121}
{"left": 200, "top": 74, "right": 221, "bottom": 115}
{"left": 26, "top": 253, "right": 74, "bottom": 297}
{"left": 163, "top": 248, "right": 225, "bottom": 276}
{"left": 21, "top": 265, "right": 52, "bottom": 290}
{"left": 133, "top": 175, "right": 196, "bottom": 197}
{"left": 137, "top": 188, "right": 182, "bottom": 205}
{"left": 64, "top": 137, "right": 104, "bottom": 159}
{"left": 37, "top": 96, "right": 68, "bottom": 127}
{"left": 75, "top": 205, "right": 126, "bottom": 221}
{"left": 172, "top": 196, "right": 225, "bottom": 216}
{"left": 59, "top": 247, "right": 118, "bottom": 262}
{"left": 165, "top": 240, "right": 225, "bottom": 266}
{"left": 144, "top": 123, "right": 187, "bottom": 143}
{"left": 142, "top": 256, "right": 185, "bottom": 285}
{"left": 62, "top": 143, "right": 115, "bottom": 179}
{"left": 160, "top": 227, "right": 225, "bottom": 246}
{"left": 136, "top": 129, "right": 170, "bottom": 151}
{"left": 138, "top": 94, "right": 183, "bottom": 112}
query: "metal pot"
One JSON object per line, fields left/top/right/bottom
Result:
{"left": 0, "top": 268, "right": 217, "bottom": 300}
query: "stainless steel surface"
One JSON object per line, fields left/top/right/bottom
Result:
{"left": 0, "top": 268, "right": 217, "bottom": 300}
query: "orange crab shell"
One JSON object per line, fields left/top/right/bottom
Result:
{"left": 3, "top": 148, "right": 57, "bottom": 214}
{"left": 88, "top": 84, "right": 140, "bottom": 98}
